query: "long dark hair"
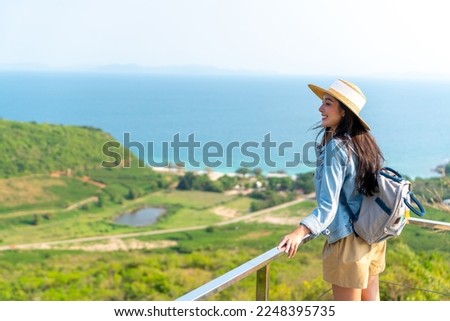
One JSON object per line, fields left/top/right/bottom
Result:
{"left": 317, "top": 102, "right": 384, "bottom": 196}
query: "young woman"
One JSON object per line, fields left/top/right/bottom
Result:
{"left": 277, "top": 79, "right": 385, "bottom": 301}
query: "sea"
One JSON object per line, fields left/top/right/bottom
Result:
{"left": 0, "top": 71, "right": 449, "bottom": 179}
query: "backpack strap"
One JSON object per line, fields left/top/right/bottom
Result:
{"left": 404, "top": 191, "right": 426, "bottom": 217}
{"left": 381, "top": 167, "right": 425, "bottom": 217}
{"left": 380, "top": 167, "right": 403, "bottom": 183}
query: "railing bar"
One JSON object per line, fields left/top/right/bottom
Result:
{"left": 176, "top": 247, "right": 284, "bottom": 301}
{"left": 176, "top": 235, "right": 313, "bottom": 301}
{"left": 408, "top": 217, "right": 450, "bottom": 231}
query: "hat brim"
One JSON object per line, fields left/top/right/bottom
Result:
{"left": 308, "top": 84, "right": 371, "bottom": 130}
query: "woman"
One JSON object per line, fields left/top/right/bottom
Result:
{"left": 277, "top": 79, "right": 385, "bottom": 301}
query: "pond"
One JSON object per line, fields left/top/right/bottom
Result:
{"left": 114, "top": 207, "right": 166, "bottom": 227}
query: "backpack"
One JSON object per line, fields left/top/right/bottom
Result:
{"left": 352, "top": 167, "right": 426, "bottom": 244}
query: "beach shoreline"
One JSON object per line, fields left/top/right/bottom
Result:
{"left": 150, "top": 165, "right": 297, "bottom": 181}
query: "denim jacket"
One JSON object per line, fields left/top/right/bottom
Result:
{"left": 300, "top": 137, "right": 362, "bottom": 244}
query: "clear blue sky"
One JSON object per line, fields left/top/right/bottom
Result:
{"left": 0, "top": 0, "right": 449, "bottom": 77}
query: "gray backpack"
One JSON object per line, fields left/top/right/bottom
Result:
{"left": 353, "top": 167, "right": 425, "bottom": 244}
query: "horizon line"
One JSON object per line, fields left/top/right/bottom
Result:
{"left": 1, "top": 63, "right": 450, "bottom": 80}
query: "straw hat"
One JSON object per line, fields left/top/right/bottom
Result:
{"left": 308, "top": 79, "right": 370, "bottom": 130}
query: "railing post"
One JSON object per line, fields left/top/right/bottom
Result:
{"left": 256, "top": 265, "right": 269, "bottom": 301}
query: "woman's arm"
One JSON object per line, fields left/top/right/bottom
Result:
{"left": 278, "top": 139, "right": 349, "bottom": 258}
{"left": 300, "top": 139, "right": 348, "bottom": 235}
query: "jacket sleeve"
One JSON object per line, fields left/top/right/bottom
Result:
{"left": 300, "top": 140, "right": 348, "bottom": 236}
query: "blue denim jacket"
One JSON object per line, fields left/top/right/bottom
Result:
{"left": 300, "top": 137, "right": 362, "bottom": 244}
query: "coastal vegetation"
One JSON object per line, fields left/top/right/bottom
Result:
{"left": 0, "top": 119, "right": 133, "bottom": 177}
{"left": 0, "top": 119, "right": 448, "bottom": 301}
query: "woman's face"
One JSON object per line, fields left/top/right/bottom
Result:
{"left": 318, "top": 94, "right": 345, "bottom": 131}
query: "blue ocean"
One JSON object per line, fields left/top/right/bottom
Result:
{"left": 0, "top": 71, "right": 449, "bottom": 178}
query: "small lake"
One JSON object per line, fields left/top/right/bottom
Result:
{"left": 114, "top": 207, "right": 166, "bottom": 227}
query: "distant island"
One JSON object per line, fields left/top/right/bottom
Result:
{"left": 0, "top": 63, "right": 280, "bottom": 76}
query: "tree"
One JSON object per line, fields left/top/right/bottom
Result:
{"left": 268, "top": 177, "right": 293, "bottom": 191}
{"left": 294, "top": 172, "right": 315, "bottom": 193}
{"left": 252, "top": 167, "right": 263, "bottom": 176}
{"left": 236, "top": 167, "right": 250, "bottom": 178}
{"left": 177, "top": 172, "right": 196, "bottom": 190}
{"left": 218, "top": 175, "right": 239, "bottom": 190}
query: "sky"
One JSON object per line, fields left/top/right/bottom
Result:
{"left": 0, "top": 0, "right": 449, "bottom": 77}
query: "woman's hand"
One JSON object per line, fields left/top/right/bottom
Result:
{"left": 277, "top": 225, "right": 311, "bottom": 258}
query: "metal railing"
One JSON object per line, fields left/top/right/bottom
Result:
{"left": 176, "top": 235, "right": 312, "bottom": 301}
{"left": 176, "top": 218, "right": 450, "bottom": 301}
{"left": 407, "top": 217, "right": 450, "bottom": 231}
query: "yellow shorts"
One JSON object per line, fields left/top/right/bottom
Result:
{"left": 322, "top": 233, "right": 386, "bottom": 289}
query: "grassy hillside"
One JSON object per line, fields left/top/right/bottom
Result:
{"left": 0, "top": 119, "right": 136, "bottom": 177}
{"left": 0, "top": 119, "right": 173, "bottom": 241}
{"left": 0, "top": 174, "right": 101, "bottom": 214}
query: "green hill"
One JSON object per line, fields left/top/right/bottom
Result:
{"left": 0, "top": 119, "right": 136, "bottom": 177}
